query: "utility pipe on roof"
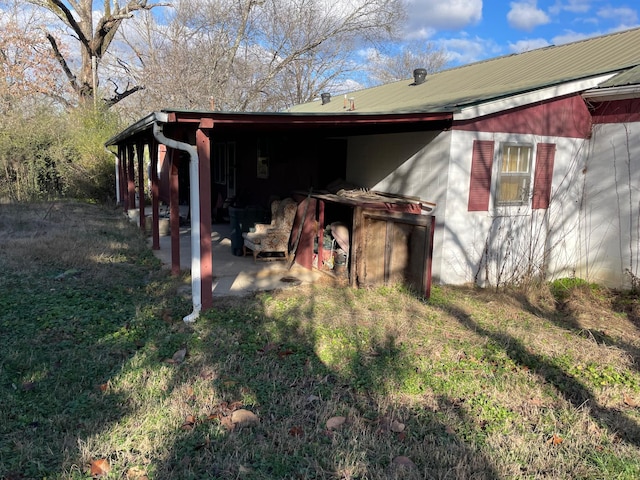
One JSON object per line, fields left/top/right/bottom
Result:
{"left": 153, "top": 113, "right": 202, "bottom": 323}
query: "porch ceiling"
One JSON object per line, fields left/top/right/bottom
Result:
{"left": 106, "top": 110, "right": 453, "bottom": 147}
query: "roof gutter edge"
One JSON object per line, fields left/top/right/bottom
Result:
{"left": 105, "top": 112, "right": 164, "bottom": 146}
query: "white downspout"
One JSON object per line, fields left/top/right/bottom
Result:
{"left": 114, "top": 151, "right": 121, "bottom": 204}
{"left": 152, "top": 116, "right": 202, "bottom": 323}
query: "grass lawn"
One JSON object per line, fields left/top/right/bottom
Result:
{"left": 2, "top": 201, "right": 640, "bottom": 479}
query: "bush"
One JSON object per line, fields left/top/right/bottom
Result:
{"left": 0, "top": 105, "right": 121, "bottom": 202}
{"left": 549, "top": 277, "right": 597, "bottom": 302}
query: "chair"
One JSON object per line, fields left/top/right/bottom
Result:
{"left": 242, "top": 198, "right": 298, "bottom": 261}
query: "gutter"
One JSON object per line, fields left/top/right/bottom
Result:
{"left": 152, "top": 112, "right": 202, "bottom": 323}
{"left": 582, "top": 84, "right": 640, "bottom": 101}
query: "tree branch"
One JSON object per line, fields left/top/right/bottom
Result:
{"left": 44, "top": 32, "right": 79, "bottom": 93}
{"left": 30, "top": 0, "right": 91, "bottom": 49}
{"left": 103, "top": 81, "right": 145, "bottom": 108}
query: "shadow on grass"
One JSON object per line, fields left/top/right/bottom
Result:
{"left": 141, "top": 286, "right": 501, "bottom": 479}
{"left": 513, "top": 288, "right": 640, "bottom": 375}
{"left": 441, "top": 298, "right": 640, "bottom": 448}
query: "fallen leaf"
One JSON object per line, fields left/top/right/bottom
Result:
{"left": 392, "top": 456, "right": 415, "bottom": 468}
{"left": 126, "top": 466, "right": 148, "bottom": 479}
{"left": 181, "top": 414, "right": 196, "bottom": 430}
{"left": 21, "top": 381, "right": 35, "bottom": 391}
{"left": 289, "top": 426, "right": 304, "bottom": 436}
{"left": 390, "top": 419, "right": 405, "bottom": 433}
{"left": 624, "top": 395, "right": 638, "bottom": 408}
{"left": 231, "top": 409, "right": 260, "bottom": 428}
{"left": 220, "top": 416, "right": 235, "bottom": 432}
{"left": 547, "top": 434, "right": 563, "bottom": 445}
{"left": 326, "top": 416, "right": 346, "bottom": 430}
{"left": 228, "top": 400, "right": 243, "bottom": 411}
{"left": 90, "top": 458, "right": 111, "bottom": 477}
{"left": 397, "top": 431, "right": 407, "bottom": 441}
{"left": 445, "top": 425, "right": 456, "bottom": 435}
{"left": 199, "top": 369, "right": 215, "bottom": 380}
{"left": 172, "top": 348, "right": 187, "bottom": 364}
{"left": 99, "top": 383, "right": 109, "bottom": 392}
{"left": 277, "top": 349, "right": 294, "bottom": 359}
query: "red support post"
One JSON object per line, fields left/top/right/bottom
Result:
{"left": 150, "top": 140, "right": 160, "bottom": 250}
{"left": 169, "top": 149, "right": 181, "bottom": 276}
{"left": 196, "top": 128, "right": 213, "bottom": 311}
{"left": 127, "top": 144, "right": 136, "bottom": 212}
{"left": 136, "top": 140, "right": 146, "bottom": 231}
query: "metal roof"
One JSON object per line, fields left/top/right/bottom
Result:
{"left": 598, "top": 64, "right": 640, "bottom": 88}
{"left": 289, "top": 27, "right": 640, "bottom": 115}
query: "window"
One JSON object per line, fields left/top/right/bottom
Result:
{"left": 496, "top": 144, "right": 532, "bottom": 206}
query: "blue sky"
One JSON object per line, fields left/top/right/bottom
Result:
{"left": 403, "top": 0, "right": 639, "bottom": 66}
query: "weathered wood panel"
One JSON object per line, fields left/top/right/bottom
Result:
{"left": 359, "top": 210, "right": 434, "bottom": 297}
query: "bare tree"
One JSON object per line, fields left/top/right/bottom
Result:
{"left": 25, "top": 0, "right": 169, "bottom": 107}
{"left": 366, "top": 40, "right": 450, "bottom": 85}
{"left": 120, "top": 0, "right": 406, "bottom": 113}
{"left": 0, "top": 5, "right": 73, "bottom": 113}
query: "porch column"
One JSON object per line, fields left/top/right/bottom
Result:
{"left": 136, "top": 140, "right": 146, "bottom": 231}
{"left": 120, "top": 145, "right": 129, "bottom": 210}
{"left": 169, "top": 148, "right": 181, "bottom": 276}
{"left": 196, "top": 128, "right": 213, "bottom": 311}
{"left": 127, "top": 144, "right": 136, "bottom": 212}
{"left": 114, "top": 145, "right": 121, "bottom": 205}
{"left": 150, "top": 139, "right": 160, "bottom": 251}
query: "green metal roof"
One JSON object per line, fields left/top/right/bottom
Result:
{"left": 289, "top": 27, "right": 640, "bottom": 115}
{"left": 598, "top": 64, "right": 640, "bottom": 88}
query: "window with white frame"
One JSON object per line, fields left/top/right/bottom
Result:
{"left": 496, "top": 143, "right": 532, "bottom": 206}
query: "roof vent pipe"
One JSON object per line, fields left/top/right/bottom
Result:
{"left": 413, "top": 68, "right": 427, "bottom": 85}
{"left": 321, "top": 92, "right": 331, "bottom": 104}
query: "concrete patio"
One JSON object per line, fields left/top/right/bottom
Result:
{"left": 150, "top": 221, "right": 324, "bottom": 296}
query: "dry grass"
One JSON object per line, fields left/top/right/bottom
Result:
{"left": 2, "top": 202, "right": 640, "bottom": 479}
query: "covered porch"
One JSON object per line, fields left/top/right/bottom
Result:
{"left": 106, "top": 109, "right": 448, "bottom": 321}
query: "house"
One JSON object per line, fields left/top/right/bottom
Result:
{"left": 106, "top": 27, "right": 640, "bottom": 321}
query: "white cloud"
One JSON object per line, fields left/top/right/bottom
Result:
{"left": 438, "top": 35, "right": 498, "bottom": 65}
{"left": 549, "top": 0, "right": 592, "bottom": 15}
{"left": 550, "top": 30, "right": 591, "bottom": 45}
{"left": 597, "top": 6, "right": 638, "bottom": 25}
{"left": 508, "top": 37, "right": 551, "bottom": 52}
{"left": 507, "top": 1, "right": 551, "bottom": 31}
{"left": 404, "top": 0, "right": 482, "bottom": 38}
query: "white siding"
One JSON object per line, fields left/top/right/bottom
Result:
{"left": 570, "top": 121, "right": 640, "bottom": 288}
{"left": 343, "top": 119, "right": 640, "bottom": 289}
{"left": 441, "top": 130, "right": 588, "bottom": 286}
{"left": 346, "top": 130, "right": 451, "bottom": 282}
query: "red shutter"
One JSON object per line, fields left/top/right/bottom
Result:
{"left": 532, "top": 143, "right": 556, "bottom": 210}
{"left": 468, "top": 140, "right": 495, "bottom": 211}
